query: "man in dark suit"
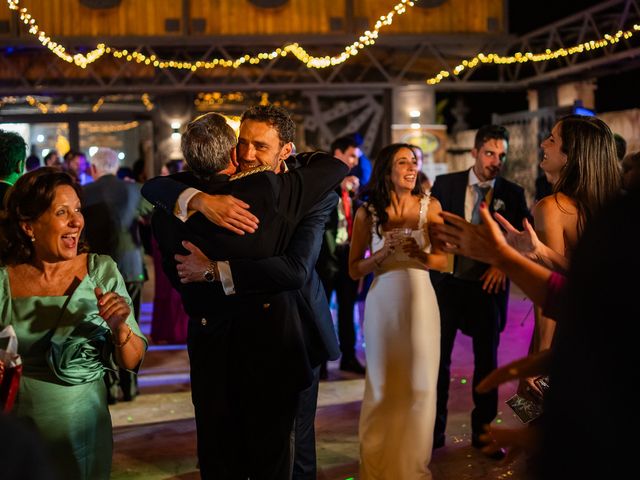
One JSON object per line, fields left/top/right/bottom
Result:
{"left": 0, "top": 129, "right": 26, "bottom": 207}
{"left": 429, "top": 125, "right": 531, "bottom": 458}
{"left": 144, "top": 105, "right": 346, "bottom": 480}
{"left": 82, "top": 147, "right": 153, "bottom": 403}
{"left": 316, "top": 135, "right": 365, "bottom": 376}
{"left": 145, "top": 110, "right": 347, "bottom": 479}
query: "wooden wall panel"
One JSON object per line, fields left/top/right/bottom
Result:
{"left": 190, "top": 0, "right": 345, "bottom": 35}
{"left": 6, "top": 0, "right": 504, "bottom": 37}
{"left": 354, "top": 0, "right": 505, "bottom": 34}
{"left": 19, "top": 0, "right": 182, "bottom": 36}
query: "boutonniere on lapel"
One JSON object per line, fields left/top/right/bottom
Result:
{"left": 492, "top": 198, "right": 506, "bottom": 213}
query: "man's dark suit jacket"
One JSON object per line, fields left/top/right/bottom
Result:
{"left": 82, "top": 174, "right": 152, "bottom": 283}
{"left": 430, "top": 169, "right": 531, "bottom": 331}
{"left": 316, "top": 186, "right": 359, "bottom": 282}
{"left": 143, "top": 154, "right": 342, "bottom": 368}
{"left": 145, "top": 152, "right": 347, "bottom": 390}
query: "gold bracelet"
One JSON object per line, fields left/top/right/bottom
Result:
{"left": 113, "top": 325, "right": 133, "bottom": 348}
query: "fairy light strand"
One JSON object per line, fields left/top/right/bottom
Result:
{"left": 5, "top": 0, "right": 638, "bottom": 84}
{"left": 426, "top": 26, "right": 640, "bottom": 85}
{"left": 6, "top": 0, "right": 415, "bottom": 70}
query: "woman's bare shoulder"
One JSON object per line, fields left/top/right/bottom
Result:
{"left": 534, "top": 193, "right": 577, "bottom": 218}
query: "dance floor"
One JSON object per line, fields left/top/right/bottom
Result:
{"left": 111, "top": 266, "right": 534, "bottom": 479}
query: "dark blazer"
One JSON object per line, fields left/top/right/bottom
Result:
{"left": 316, "top": 186, "right": 359, "bottom": 282}
{"left": 143, "top": 154, "right": 343, "bottom": 366}
{"left": 430, "top": 169, "right": 531, "bottom": 330}
{"left": 82, "top": 174, "right": 152, "bottom": 282}
{"left": 145, "top": 152, "right": 347, "bottom": 388}
{"left": 431, "top": 169, "right": 530, "bottom": 274}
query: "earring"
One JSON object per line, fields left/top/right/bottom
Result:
{"left": 30, "top": 236, "right": 35, "bottom": 242}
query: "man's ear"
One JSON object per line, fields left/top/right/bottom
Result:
{"left": 230, "top": 147, "right": 238, "bottom": 168}
{"left": 279, "top": 142, "right": 293, "bottom": 161}
{"left": 470, "top": 147, "right": 478, "bottom": 160}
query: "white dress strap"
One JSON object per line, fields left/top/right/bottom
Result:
{"left": 418, "top": 193, "right": 430, "bottom": 230}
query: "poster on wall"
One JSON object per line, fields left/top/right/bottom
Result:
{"left": 391, "top": 124, "right": 449, "bottom": 183}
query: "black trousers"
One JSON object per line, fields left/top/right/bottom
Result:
{"left": 320, "top": 244, "right": 359, "bottom": 359}
{"left": 292, "top": 366, "right": 320, "bottom": 480}
{"left": 188, "top": 312, "right": 300, "bottom": 480}
{"left": 432, "top": 276, "right": 508, "bottom": 443}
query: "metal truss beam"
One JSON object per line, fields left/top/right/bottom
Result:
{"left": 449, "top": 0, "right": 640, "bottom": 87}
{"left": 0, "top": 1, "right": 639, "bottom": 96}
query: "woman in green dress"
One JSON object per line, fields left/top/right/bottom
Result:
{"left": 0, "top": 168, "right": 147, "bottom": 480}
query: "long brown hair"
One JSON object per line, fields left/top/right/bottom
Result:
{"left": 554, "top": 115, "right": 621, "bottom": 233}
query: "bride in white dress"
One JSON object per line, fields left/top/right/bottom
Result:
{"left": 349, "top": 144, "right": 448, "bottom": 479}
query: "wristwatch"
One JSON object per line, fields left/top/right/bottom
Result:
{"left": 203, "top": 262, "right": 217, "bottom": 282}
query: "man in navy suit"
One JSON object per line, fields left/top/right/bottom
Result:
{"left": 143, "top": 105, "right": 343, "bottom": 479}
{"left": 429, "top": 125, "right": 531, "bottom": 458}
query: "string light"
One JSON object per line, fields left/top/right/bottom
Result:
{"left": 141, "top": 93, "right": 154, "bottom": 111}
{"left": 426, "top": 25, "right": 640, "bottom": 85}
{"left": 6, "top": 0, "right": 415, "bottom": 71}
{"left": 5, "top": 0, "right": 638, "bottom": 84}
{"left": 26, "top": 95, "right": 49, "bottom": 113}
{"left": 92, "top": 97, "right": 104, "bottom": 112}
{"left": 2, "top": 95, "right": 66, "bottom": 113}
{"left": 80, "top": 121, "right": 140, "bottom": 133}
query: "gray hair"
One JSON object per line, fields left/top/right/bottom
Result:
{"left": 91, "top": 147, "right": 119, "bottom": 175}
{"left": 181, "top": 113, "right": 236, "bottom": 179}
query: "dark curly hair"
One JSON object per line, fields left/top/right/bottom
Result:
{"left": 0, "top": 167, "right": 83, "bottom": 265}
{"left": 241, "top": 104, "right": 295, "bottom": 145}
{"left": 359, "top": 143, "right": 422, "bottom": 236}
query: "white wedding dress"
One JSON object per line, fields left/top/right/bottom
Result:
{"left": 359, "top": 194, "right": 440, "bottom": 479}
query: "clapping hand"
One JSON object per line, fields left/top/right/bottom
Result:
{"left": 494, "top": 213, "right": 539, "bottom": 260}
{"left": 95, "top": 287, "right": 131, "bottom": 332}
{"left": 175, "top": 241, "right": 210, "bottom": 283}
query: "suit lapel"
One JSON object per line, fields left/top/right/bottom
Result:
{"left": 452, "top": 170, "right": 469, "bottom": 217}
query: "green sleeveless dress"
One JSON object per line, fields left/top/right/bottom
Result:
{"left": 0, "top": 254, "right": 147, "bottom": 480}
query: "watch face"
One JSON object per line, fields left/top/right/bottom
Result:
{"left": 204, "top": 271, "right": 215, "bottom": 282}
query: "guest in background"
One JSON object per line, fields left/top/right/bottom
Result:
{"left": 43, "top": 150, "right": 61, "bottom": 168}
{"left": 160, "top": 159, "right": 184, "bottom": 176}
{"left": 0, "top": 129, "right": 26, "bottom": 207}
{"left": 63, "top": 150, "right": 91, "bottom": 185}
{"left": 0, "top": 168, "right": 146, "bottom": 479}
{"left": 317, "top": 135, "right": 364, "bottom": 377}
{"left": 82, "top": 148, "right": 153, "bottom": 402}
{"left": 429, "top": 124, "right": 531, "bottom": 457}
{"left": 150, "top": 159, "right": 189, "bottom": 344}
{"left": 25, "top": 154, "right": 41, "bottom": 172}
{"left": 621, "top": 151, "right": 640, "bottom": 192}
{"left": 348, "top": 132, "right": 371, "bottom": 187}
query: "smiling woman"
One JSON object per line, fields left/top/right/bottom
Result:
{"left": 0, "top": 167, "right": 147, "bottom": 480}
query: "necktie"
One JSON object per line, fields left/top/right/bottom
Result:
{"left": 341, "top": 188, "right": 353, "bottom": 239}
{"left": 471, "top": 185, "right": 490, "bottom": 224}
